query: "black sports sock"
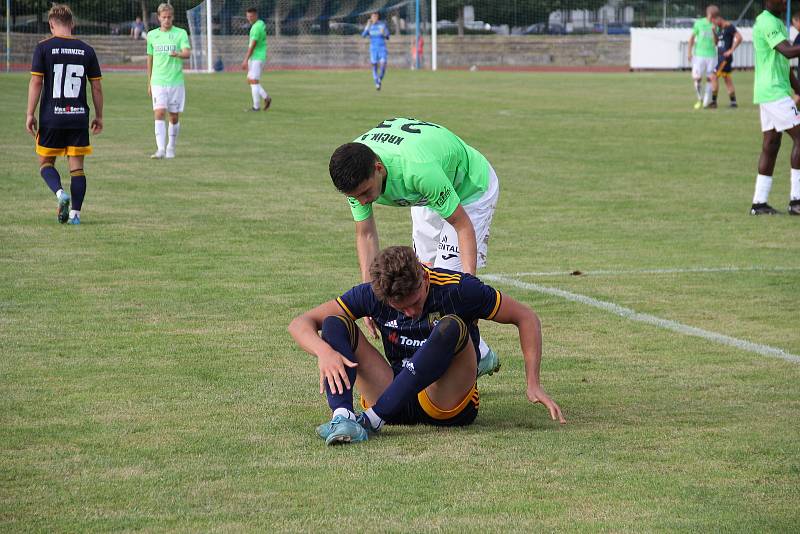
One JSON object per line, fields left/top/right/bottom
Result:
{"left": 712, "top": 90, "right": 718, "bottom": 104}
{"left": 730, "top": 92, "right": 737, "bottom": 103}
{"left": 40, "top": 163, "right": 62, "bottom": 194}
{"left": 320, "top": 315, "right": 359, "bottom": 413}
{"left": 70, "top": 169, "right": 86, "bottom": 210}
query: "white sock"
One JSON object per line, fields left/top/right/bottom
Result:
{"left": 69, "top": 209, "right": 79, "bottom": 219}
{"left": 791, "top": 169, "right": 800, "bottom": 201}
{"left": 56, "top": 188, "right": 65, "bottom": 200}
{"left": 478, "top": 337, "right": 490, "bottom": 360}
{"left": 703, "top": 82, "right": 712, "bottom": 105}
{"left": 753, "top": 174, "right": 773, "bottom": 204}
{"left": 332, "top": 408, "right": 355, "bottom": 420}
{"left": 251, "top": 84, "right": 261, "bottom": 109}
{"left": 258, "top": 84, "right": 267, "bottom": 99}
{"left": 364, "top": 408, "right": 384, "bottom": 431}
{"left": 167, "top": 122, "right": 180, "bottom": 151}
{"left": 694, "top": 80, "right": 702, "bottom": 100}
{"left": 154, "top": 120, "right": 167, "bottom": 152}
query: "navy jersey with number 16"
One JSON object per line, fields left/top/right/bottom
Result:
{"left": 31, "top": 36, "right": 102, "bottom": 129}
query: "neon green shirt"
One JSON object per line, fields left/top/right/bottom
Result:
{"left": 692, "top": 18, "right": 716, "bottom": 58}
{"left": 249, "top": 19, "right": 267, "bottom": 61}
{"left": 347, "top": 118, "right": 490, "bottom": 222}
{"left": 147, "top": 26, "right": 190, "bottom": 87}
{"left": 753, "top": 10, "right": 792, "bottom": 104}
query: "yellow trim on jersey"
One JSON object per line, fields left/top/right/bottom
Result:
{"left": 428, "top": 273, "right": 460, "bottom": 282}
{"left": 429, "top": 279, "right": 460, "bottom": 286}
{"left": 31, "top": 71, "right": 44, "bottom": 76}
{"left": 485, "top": 289, "right": 502, "bottom": 320}
{"left": 336, "top": 297, "right": 357, "bottom": 321}
{"left": 418, "top": 384, "right": 479, "bottom": 420}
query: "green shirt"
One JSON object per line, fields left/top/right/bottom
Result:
{"left": 147, "top": 26, "right": 190, "bottom": 87}
{"left": 347, "top": 118, "right": 490, "bottom": 222}
{"left": 753, "top": 10, "right": 792, "bottom": 104}
{"left": 692, "top": 17, "right": 716, "bottom": 58}
{"left": 249, "top": 19, "right": 268, "bottom": 61}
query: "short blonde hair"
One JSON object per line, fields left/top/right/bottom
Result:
{"left": 48, "top": 4, "right": 74, "bottom": 26}
{"left": 157, "top": 3, "right": 174, "bottom": 15}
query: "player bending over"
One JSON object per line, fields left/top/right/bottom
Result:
{"left": 288, "top": 246, "right": 565, "bottom": 445}
{"left": 329, "top": 117, "right": 502, "bottom": 377}
{"left": 241, "top": 7, "right": 271, "bottom": 112}
{"left": 362, "top": 11, "right": 390, "bottom": 90}
{"left": 26, "top": 3, "right": 103, "bottom": 225}
{"left": 750, "top": 0, "right": 800, "bottom": 215}
{"left": 688, "top": 5, "right": 719, "bottom": 109}
{"left": 147, "top": 3, "right": 190, "bottom": 159}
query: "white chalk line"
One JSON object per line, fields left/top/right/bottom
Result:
{"left": 482, "top": 274, "right": 800, "bottom": 365}
{"left": 507, "top": 266, "right": 800, "bottom": 278}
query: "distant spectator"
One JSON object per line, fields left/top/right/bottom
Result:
{"left": 131, "top": 16, "right": 145, "bottom": 40}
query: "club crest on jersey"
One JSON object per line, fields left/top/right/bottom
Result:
{"left": 428, "top": 312, "right": 442, "bottom": 327}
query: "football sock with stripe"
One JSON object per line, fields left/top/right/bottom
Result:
{"left": 69, "top": 169, "right": 86, "bottom": 211}
{"left": 320, "top": 315, "right": 359, "bottom": 413}
{"left": 371, "top": 314, "right": 468, "bottom": 422}
{"left": 729, "top": 92, "right": 736, "bottom": 103}
{"left": 40, "top": 163, "right": 63, "bottom": 195}
{"left": 712, "top": 90, "right": 718, "bottom": 104}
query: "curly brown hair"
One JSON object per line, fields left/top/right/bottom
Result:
{"left": 48, "top": 4, "right": 74, "bottom": 26}
{"left": 369, "top": 246, "right": 424, "bottom": 303}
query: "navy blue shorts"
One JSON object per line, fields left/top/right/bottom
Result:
{"left": 36, "top": 127, "right": 92, "bottom": 157}
{"left": 716, "top": 55, "right": 733, "bottom": 75}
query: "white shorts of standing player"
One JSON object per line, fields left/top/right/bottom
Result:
{"left": 247, "top": 59, "right": 263, "bottom": 81}
{"left": 411, "top": 164, "right": 500, "bottom": 272}
{"left": 691, "top": 56, "right": 715, "bottom": 106}
{"left": 151, "top": 84, "right": 186, "bottom": 113}
{"left": 760, "top": 96, "right": 800, "bottom": 132}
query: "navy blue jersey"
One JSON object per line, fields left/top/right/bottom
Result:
{"left": 336, "top": 266, "right": 502, "bottom": 367}
{"left": 716, "top": 24, "right": 738, "bottom": 53}
{"left": 31, "top": 36, "right": 102, "bottom": 129}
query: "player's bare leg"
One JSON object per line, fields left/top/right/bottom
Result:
{"left": 66, "top": 155, "right": 86, "bottom": 224}
{"left": 723, "top": 75, "right": 737, "bottom": 107}
{"left": 38, "top": 155, "right": 70, "bottom": 223}
{"left": 707, "top": 74, "right": 718, "bottom": 108}
{"left": 752, "top": 129, "right": 782, "bottom": 214}
{"left": 784, "top": 124, "right": 800, "bottom": 214}
{"left": 246, "top": 78, "right": 270, "bottom": 111}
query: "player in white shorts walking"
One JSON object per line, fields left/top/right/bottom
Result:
{"left": 241, "top": 7, "right": 271, "bottom": 112}
{"left": 750, "top": 0, "right": 800, "bottom": 215}
{"left": 688, "top": 5, "right": 719, "bottom": 109}
{"left": 146, "top": 3, "right": 190, "bottom": 159}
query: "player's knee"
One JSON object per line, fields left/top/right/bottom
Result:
{"left": 321, "top": 315, "right": 358, "bottom": 351}
{"left": 763, "top": 135, "right": 782, "bottom": 153}
{"left": 431, "top": 315, "right": 467, "bottom": 351}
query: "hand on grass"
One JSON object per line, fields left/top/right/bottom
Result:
{"left": 527, "top": 385, "right": 566, "bottom": 424}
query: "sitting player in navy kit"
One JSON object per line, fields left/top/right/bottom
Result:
{"left": 26, "top": 3, "right": 103, "bottom": 225}
{"left": 288, "top": 246, "right": 565, "bottom": 445}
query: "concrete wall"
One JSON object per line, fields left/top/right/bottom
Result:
{"left": 2, "top": 32, "right": 630, "bottom": 70}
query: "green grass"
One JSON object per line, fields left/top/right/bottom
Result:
{"left": 1, "top": 69, "right": 799, "bottom": 532}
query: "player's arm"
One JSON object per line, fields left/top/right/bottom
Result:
{"left": 89, "top": 78, "right": 104, "bottom": 134}
{"left": 26, "top": 74, "right": 43, "bottom": 136}
{"left": 146, "top": 53, "right": 153, "bottom": 95}
{"left": 687, "top": 33, "right": 695, "bottom": 61}
{"left": 490, "top": 293, "right": 566, "bottom": 423}
{"left": 774, "top": 41, "right": 800, "bottom": 59}
{"left": 242, "top": 39, "right": 257, "bottom": 69}
{"left": 288, "top": 299, "right": 359, "bottom": 395}
{"left": 171, "top": 46, "right": 191, "bottom": 59}
{"left": 732, "top": 30, "right": 742, "bottom": 51}
{"left": 444, "top": 204, "right": 478, "bottom": 275}
{"left": 355, "top": 215, "right": 380, "bottom": 283}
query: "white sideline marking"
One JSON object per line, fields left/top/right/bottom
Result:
{"left": 509, "top": 266, "right": 800, "bottom": 277}
{"left": 482, "top": 274, "right": 800, "bottom": 365}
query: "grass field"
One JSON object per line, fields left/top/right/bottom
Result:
{"left": 1, "top": 69, "right": 799, "bottom": 532}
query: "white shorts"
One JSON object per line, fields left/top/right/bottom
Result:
{"left": 411, "top": 164, "right": 500, "bottom": 272}
{"left": 151, "top": 84, "right": 185, "bottom": 113}
{"left": 247, "top": 59, "right": 263, "bottom": 80}
{"left": 760, "top": 97, "right": 800, "bottom": 132}
{"left": 691, "top": 56, "right": 715, "bottom": 79}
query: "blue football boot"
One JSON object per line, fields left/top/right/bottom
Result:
{"left": 324, "top": 415, "right": 369, "bottom": 446}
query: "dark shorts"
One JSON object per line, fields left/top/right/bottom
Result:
{"left": 36, "top": 127, "right": 92, "bottom": 157}
{"left": 716, "top": 55, "right": 733, "bottom": 75}
{"left": 362, "top": 381, "right": 480, "bottom": 427}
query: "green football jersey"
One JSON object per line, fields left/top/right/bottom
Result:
{"left": 692, "top": 18, "right": 716, "bottom": 58}
{"left": 147, "top": 26, "right": 190, "bottom": 87}
{"left": 347, "top": 118, "right": 490, "bottom": 222}
{"left": 753, "top": 10, "right": 792, "bottom": 104}
{"left": 249, "top": 19, "right": 268, "bottom": 61}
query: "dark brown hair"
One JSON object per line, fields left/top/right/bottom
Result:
{"left": 370, "top": 246, "right": 423, "bottom": 303}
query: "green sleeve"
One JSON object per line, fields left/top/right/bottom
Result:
{"left": 692, "top": 20, "right": 700, "bottom": 38}
{"left": 765, "top": 18, "right": 785, "bottom": 49}
{"left": 146, "top": 35, "right": 153, "bottom": 55}
{"left": 348, "top": 196, "right": 373, "bottom": 222}
{"left": 249, "top": 24, "right": 257, "bottom": 42}
{"left": 180, "top": 29, "right": 191, "bottom": 50}
{"left": 412, "top": 163, "right": 460, "bottom": 219}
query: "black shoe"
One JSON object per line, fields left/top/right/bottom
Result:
{"left": 789, "top": 199, "right": 800, "bottom": 215}
{"left": 730, "top": 101, "right": 738, "bottom": 108}
{"left": 705, "top": 102, "right": 718, "bottom": 109}
{"left": 750, "top": 203, "right": 778, "bottom": 215}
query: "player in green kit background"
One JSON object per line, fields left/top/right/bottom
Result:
{"left": 147, "top": 3, "right": 190, "bottom": 159}
{"left": 688, "top": 5, "right": 719, "bottom": 109}
{"left": 241, "top": 7, "right": 271, "bottom": 112}
{"left": 328, "top": 118, "right": 501, "bottom": 377}
{"left": 750, "top": 0, "right": 800, "bottom": 215}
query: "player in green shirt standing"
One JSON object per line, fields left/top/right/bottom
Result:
{"left": 241, "top": 7, "right": 271, "bottom": 112}
{"left": 688, "top": 5, "right": 719, "bottom": 109}
{"left": 147, "top": 3, "right": 190, "bottom": 159}
{"left": 328, "top": 118, "right": 501, "bottom": 376}
{"left": 750, "top": 0, "right": 800, "bottom": 215}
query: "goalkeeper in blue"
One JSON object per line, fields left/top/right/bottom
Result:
{"left": 362, "top": 11, "right": 389, "bottom": 90}
{"left": 288, "top": 246, "right": 566, "bottom": 446}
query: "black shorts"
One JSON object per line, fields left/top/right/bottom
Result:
{"left": 36, "top": 126, "right": 92, "bottom": 157}
{"left": 362, "top": 382, "right": 480, "bottom": 427}
{"left": 716, "top": 55, "right": 733, "bottom": 75}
